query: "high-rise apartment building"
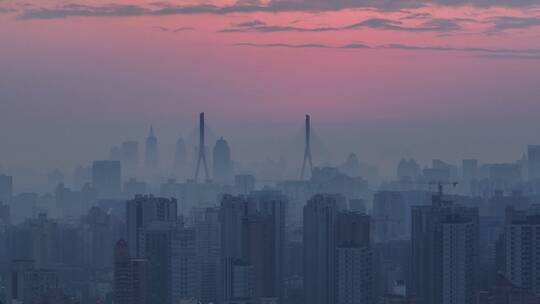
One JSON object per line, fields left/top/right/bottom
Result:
{"left": 126, "top": 195, "right": 177, "bottom": 257}
{"left": 504, "top": 207, "right": 540, "bottom": 296}
{"left": 411, "top": 194, "right": 479, "bottom": 304}
{"left": 113, "top": 239, "right": 147, "bottom": 304}
{"left": 303, "top": 194, "right": 346, "bottom": 304}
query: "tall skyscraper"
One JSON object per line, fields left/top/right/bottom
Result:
{"left": 336, "top": 211, "right": 372, "bottom": 304}
{"left": 126, "top": 195, "right": 177, "bottom": 257}
{"left": 213, "top": 137, "right": 233, "bottom": 185}
{"left": 121, "top": 141, "right": 139, "bottom": 179}
{"left": 220, "top": 195, "right": 252, "bottom": 303}
{"left": 172, "top": 227, "right": 198, "bottom": 301}
{"left": 397, "top": 158, "right": 420, "bottom": 182}
{"left": 143, "top": 221, "right": 197, "bottom": 304}
{"left": 0, "top": 174, "right": 13, "bottom": 204}
{"left": 410, "top": 193, "right": 479, "bottom": 304}
{"left": 504, "top": 207, "right": 540, "bottom": 296}
{"left": 249, "top": 190, "right": 287, "bottom": 302}
{"left": 220, "top": 192, "right": 287, "bottom": 304}
{"left": 195, "top": 207, "right": 221, "bottom": 304}
{"left": 303, "top": 194, "right": 346, "bottom": 304}
{"left": 123, "top": 178, "right": 147, "bottom": 199}
{"left": 91, "top": 160, "right": 121, "bottom": 199}
{"left": 113, "top": 239, "right": 147, "bottom": 304}
{"left": 144, "top": 222, "right": 175, "bottom": 304}
{"left": 145, "top": 126, "right": 158, "bottom": 172}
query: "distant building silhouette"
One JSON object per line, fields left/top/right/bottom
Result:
{"left": 462, "top": 159, "right": 478, "bottom": 194}
{"left": 397, "top": 158, "right": 420, "bottom": 182}
{"left": 0, "top": 200, "right": 10, "bottom": 225}
{"left": 121, "top": 141, "right": 139, "bottom": 179}
{"left": 234, "top": 174, "right": 255, "bottom": 195}
{"left": 528, "top": 145, "right": 540, "bottom": 181}
{"left": 92, "top": 160, "right": 121, "bottom": 199}
{"left": 145, "top": 127, "right": 158, "bottom": 172}
{"left": 123, "top": 178, "right": 147, "bottom": 199}
{"left": 0, "top": 174, "right": 13, "bottom": 204}
{"left": 213, "top": 137, "right": 233, "bottom": 185}
{"left": 341, "top": 153, "right": 361, "bottom": 177}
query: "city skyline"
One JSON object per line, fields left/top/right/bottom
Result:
{"left": 1, "top": 1, "right": 540, "bottom": 184}
{"left": 2, "top": 3, "right": 540, "bottom": 303}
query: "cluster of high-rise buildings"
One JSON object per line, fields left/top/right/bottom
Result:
{"left": 3, "top": 125, "right": 540, "bottom": 304}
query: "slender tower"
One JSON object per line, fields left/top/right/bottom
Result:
{"left": 194, "top": 112, "right": 210, "bottom": 181}
{"left": 300, "top": 114, "right": 313, "bottom": 179}
{"left": 145, "top": 126, "right": 158, "bottom": 170}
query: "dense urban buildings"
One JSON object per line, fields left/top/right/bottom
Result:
{"left": 3, "top": 0, "right": 540, "bottom": 300}
{"left": 2, "top": 120, "right": 540, "bottom": 304}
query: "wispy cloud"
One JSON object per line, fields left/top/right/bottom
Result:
{"left": 233, "top": 41, "right": 540, "bottom": 59}
{"left": 0, "top": 6, "right": 16, "bottom": 14}
{"left": 153, "top": 26, "right": 195, "bottom": 32}
{"left": 487, "top": 16, "right": 540, "bottom": 32}
{"left": 220, "top": 18, "right": 464, "bottom": 33}
{"left": 16, "top": 1, "right": 540, "bottom": 20}
{"left": 234, "top": 42, "right": 336, "bottom": 48}
{"left": 18, "top": 4, "right": 148, "bottom": 19}
{"left": 379, "top": 43, "right": 540, "bottom": 55}
{"left": 476, "top": 54, "right": 540, "bottom": 60}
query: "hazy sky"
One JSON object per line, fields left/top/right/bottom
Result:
{"left": 1, "top": 0, "right": 540, "bottom": 188}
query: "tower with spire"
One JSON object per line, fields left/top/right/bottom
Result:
{"left": 145, "top": 126, "right": 158, "bottom": 172}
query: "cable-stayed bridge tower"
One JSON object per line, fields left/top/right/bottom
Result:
{"left": 300, "top": 114, "right": 313, "bottom": 179}
{"left": 194, "top": 112, "right": 210, "bottom": 181}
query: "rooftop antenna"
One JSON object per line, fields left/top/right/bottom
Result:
{"left": 194, "top": 112, "right": 209, "bottom": 182}
{"left": 300, "top": 114, "right": 313, "bottom": 179}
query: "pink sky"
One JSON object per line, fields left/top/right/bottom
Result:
{"left": 1, "top": 0, "right": 540, "bottom": 182}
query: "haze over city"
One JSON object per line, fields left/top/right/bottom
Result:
{"left": 1, "top": 1, "right": 540, "bottom": 304}
{"left": 2, "top": 0, "right": 540, "bottom": 190}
